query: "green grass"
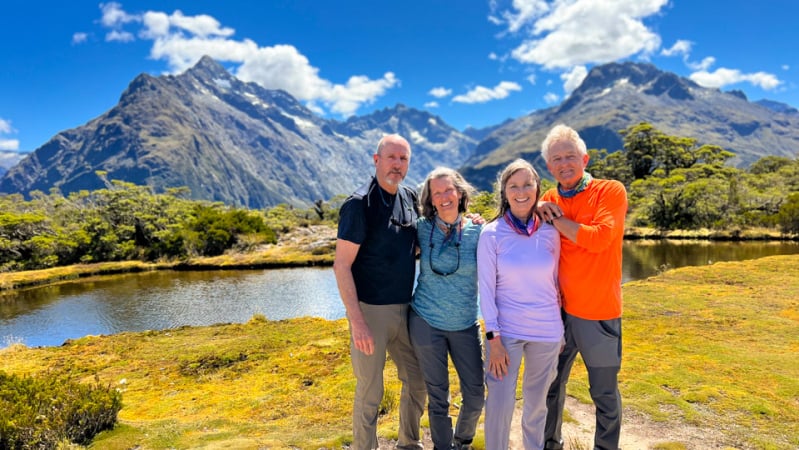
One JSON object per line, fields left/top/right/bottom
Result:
{"left": 609, "top": 255, "right": 797, "bottom": 449}
{"left": 1, "top": 255, "right": 797, "bottom": 449}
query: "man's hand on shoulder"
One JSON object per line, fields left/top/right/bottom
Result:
{"left": 537, "top": 200, "right": 562, "bottom": 224}
{"left": 466, "top": 212, "right": 486, "bottom": 225}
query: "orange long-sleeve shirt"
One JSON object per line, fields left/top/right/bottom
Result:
{"left": 541, "top": 178, "right": 627, "bottom": 320}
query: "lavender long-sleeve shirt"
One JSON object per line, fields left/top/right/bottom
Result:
{"left": 477, "top": 218, "right": 563, "bottom": 342}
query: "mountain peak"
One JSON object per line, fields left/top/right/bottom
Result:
{"left": 727, "top": 89, "right": 748, "bottom": 101}
{"left": 756, "top": 99, "right": 799, "bottom": 115}
{"left": 184, "top": 55, "right": 233, "bottom": 81}
{"left": 575, "top": 62, "right": 662, "bottom": 92}
{"left": 569, "top": 61, "right": 699, "bottom": 102}
{"left": 0, "top": 60, "right": 476, "bottom": 208}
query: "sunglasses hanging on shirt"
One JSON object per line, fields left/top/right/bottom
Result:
{"left": 428, "top": 219, "right": 462, "bottom": 276}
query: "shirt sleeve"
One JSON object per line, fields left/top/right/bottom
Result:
{"left": 477, "top": 225, "right": 500, "bottom": 332}
{"left": 551, "top": 227, "right": 561, "bottom": 295}
{"left": 337, "top": 196, "right": 366, "bottom": 244}
{"left": 576, "top": 180, "right": 628, "bottom": 253}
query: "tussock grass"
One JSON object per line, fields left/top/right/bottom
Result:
{"left": 175, "top": 245, "right": 334, "bottom": 269}
{"left": 624, "top": 226, "right": 795, "bottom": 241}
{"left": 0, "top": 261, "right": 167, "bottom": 291}
{"left": 566, "top": 254, "right": 799, "bottom": 449}
{"left": 0, "top": 246, "right": 333, "bottom": 292}
{"left": 1, "top": 316, "right": 362, "bottom": 449}
{"left": 1, "top": 255, "right": 797, "bottom": 449}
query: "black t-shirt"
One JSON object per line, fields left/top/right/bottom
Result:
{"left": 337, "top": 177, "right": 419, "bottom": 305}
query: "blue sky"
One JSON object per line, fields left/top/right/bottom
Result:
{"left": 1, "top": 0, "right": 797, "bottom": 158}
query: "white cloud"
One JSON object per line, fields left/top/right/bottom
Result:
{"left": 319, "top": 73, "right": 399, "bottom": 116}
{"left": 140, "top": 10, "right": 234, "bottom": 39}
{"left": 497, "top": 0, "right": 550, "bottom": 33}
{"left": 106, "top": 30, "right": 135, "bottom": 42}
{"left": 689, "top": 67, "right": 781, "bottom": 90}
{"left": 100, "top": 2, "right": 138, "bottom": 28}
{"left": 424, "top": 101, "right": 440, "bottom": 108}
{"left": 495, "top": 0, "right": 667, "bottom": 69}
{"left": 167, "top": 10, "right": 234, "bottom": 38}
{"left": 99, "top": 2, "right": 139, "bottom": 43}
{"left": 452, "top": 81, "right": 522, "bottom": 104}
{"left": 561, "top": 65, "right": 587, "bottom": 93}
{"left": 140, "top": 11, "right": 171, "bottom": 38}
{"left": 659, "top": 39, "right": 781, "bottom": 91}
{"left": 72, "top": 32, "right": 89, "bottom": 44}
{"left": 660, "top": 40, "right": 716, "bottom": 73}
{"left": 0, "top": 140, "right": 20, "bottom": 151}
{"left": 661, "top": 39, "right": 692, "bottom": 57}
{"left": 526, "top": 74, "right": 536, "bottom": 85}
{"left": 544, "top": 92, "right": 560, "bottom": 104}
{"left": 782, "top": 65, "right": 790, "bottom": 71}
{"left": 687, "top": 56, "right": 715, "bottom": 72}
{"left": 96, "top": 5, "right": 399, "bottom": 118}
{"left": 428, "top": 87, "right": 452, "bottom": 98}
{"left": 0, "top": 118, "right": 12, "bottom": 134}
{"left": 303, "top": 101, "right": 325, "bottom": 116}
{"left": 0, "top": 119, "right": 19, "bottom": 151}
{"left": 233, "top": 45, "right": 398, "bottom": 117}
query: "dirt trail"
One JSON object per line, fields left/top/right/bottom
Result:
{"left": 379, "top": 395, "right": 728, "bottom": 449}
{"left": 530, "top": 396, "right": 729, "bottom": 450}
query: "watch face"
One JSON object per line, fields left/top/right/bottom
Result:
{"left": 486, "top": 331, "right": 495, "bottom": 340}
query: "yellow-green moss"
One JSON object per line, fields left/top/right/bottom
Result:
{"left": 0, "top": 255, "right": 797, "bottom": 449}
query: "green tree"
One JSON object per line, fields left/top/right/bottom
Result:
{"left": 185, "top": 205, "right": 275, "bottom": 256}
{"left": 777, "top": 193, "right": 799, "bottom": 234}
{"left": 694, "top": 144, "right": 735, "bottom": 168}
{"left": 619, "top": 122, "right": 720, "bottom": 180}
{"left": 620, "top": 122, "right": 661, "bottom": 179}
{"left": 749, "top": 156, "right": 794, "bottom": 175}
{"left": 263, "top": 203, "right": 314, "bottom": 232}
{"left": 469, "top": 191, "right": 497, "bottom": 219}
{"left": 0, "top": 211, "right": 52, "bottom": 270}
{"left": 587, "top": 149, "right": 633, "bottom": 184}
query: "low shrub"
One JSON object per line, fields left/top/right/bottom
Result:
{"left": 178, "top": 352, "right": 249, "bottom": 376}
{"left": 0, "top": 371, "right": 122, "bottom": 449}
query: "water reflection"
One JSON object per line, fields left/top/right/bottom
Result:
{"left": 1, "top": 240, "right": 797, "bottom": 348}
{"left": 1, "top": 268, "right": 343, "bottom": 348}
{"left": 621, "top": 240, "right": 799, "bottom": 282}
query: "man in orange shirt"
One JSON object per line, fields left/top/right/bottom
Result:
{"left": 538, "top": 124, "right": 627, "bottom": 450}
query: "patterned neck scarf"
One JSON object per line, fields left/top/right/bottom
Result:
{"left": 435, "top": 213, "right": 462, "bottom": 246}
{"left": 558, "top": 172, "right": 593, "bottom": 198}
{"left": 436, "top": 213, "right": 462, "bottom": 245}
{"left": 503, "top": 210, "right": 540, "bottom": 236}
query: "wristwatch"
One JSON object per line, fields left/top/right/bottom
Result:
{"left": 486, "top": 331, "right": 499, "bottom": 341}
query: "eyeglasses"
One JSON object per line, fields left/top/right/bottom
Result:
{"left": 428, "top": 222, "right": 461, "bottom": 276}
{"left": 366, "top": 179, "right": 416, "bottom": 228}
{"left": 391, "top": 215, "right": 414, "bottom": 228}
{"left": 388, "top": 186, "right": 415, "bottom": 228}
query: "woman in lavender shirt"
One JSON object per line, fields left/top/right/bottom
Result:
{"left": 477, "top": 159, "right": 563, "bottom": 450}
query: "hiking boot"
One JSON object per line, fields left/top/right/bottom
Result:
{"left": 455, "top": 438, "right": 473, "bottom": 450}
